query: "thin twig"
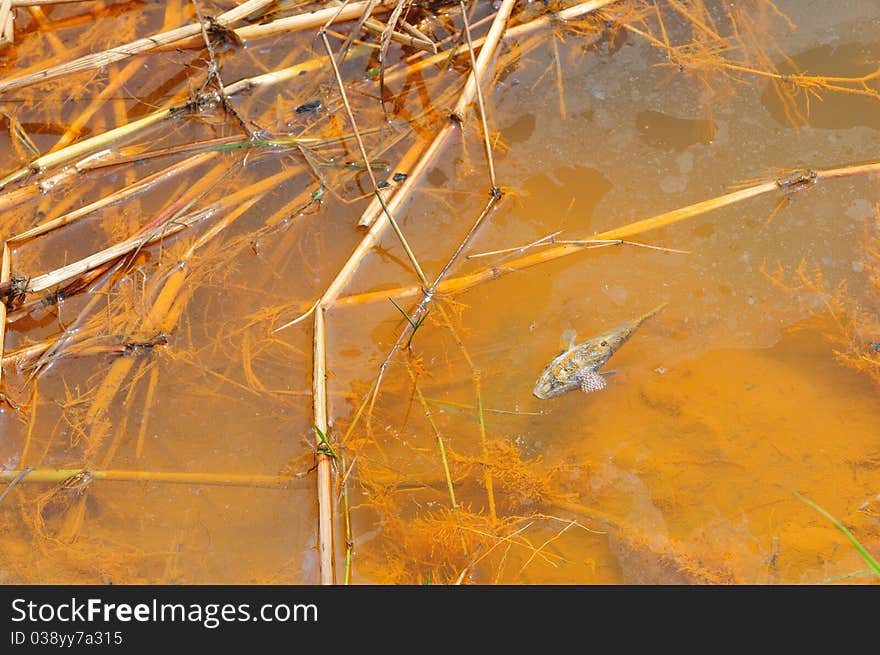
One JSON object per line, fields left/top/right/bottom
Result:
{"left": 458, "top": 0, "right": 499, "bottom": 194}
{"left": 318, "top": 28, "right": 428, "bottom": 286}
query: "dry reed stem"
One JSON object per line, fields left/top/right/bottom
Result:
{"left": 77, "top": 165, "right": 284, "bottom": 462}
{"left": 318, "top": 28, "right": 428, "bottom": 285}
{"left": 468, "top": 237, "right": 689, "bottom": 259}
{"left": 0, "top": 0, "right": 12, "bottom": 48}
{"left": 458, "top": 0, "right": 498, "bottom": 192}
{"left": 0, "top": 0, "right": 277, "bottom": 95}
{"left": 0, "top": 468, "right": 311, "bottom": 489}
{"left": 21, "top": 204, "right": 204, "bottom": 296}
{"left": 10, "top": 152, "right": 217, "bottom": 243}
{"left": 0, "top": 108, "right": 175, "bottom": 190}
{"left": 336, "top": 163, "right": 880, "bottom": 309}
{"left": 275, "top": 147, "right": 442, "bottom": 332}
{"left": 0, "top": 58, "right": 326, "bottom": 215}
{"left": 10, "top": 0, "right": 96, "bottom": 5}
{"left": 20, "top": 156, "right": 232, "bottom": 299}
{"left": 21, "top": 259, "right": 127, "bottom": 384}
{"left": 340, "top": 448, "right": 355, "bottom": 584}
{"left": 330, "top": 0, "right": 435, "bottom": 53}
{"left": 336, "top": 0, "right": 380, "bottom": 62}
{"left": 312, "top": 307, "right": 335, "bottom": 584}
{"left": 52, "top": 58, "right": 144, "bottom": 151}
{"left": 377, "top": 0, "right": 617, "bottom": 90}
{"left": 3, "top": 339, "right": 54, "bottom": 367}
{"left": 362, "top": 12, "right": 436, "bottom": 53}
{"left": 198, "top": 1, "right": 396, "bottom": 46}
{"left": 355, "top": 123, "right": 451, "bottom": 229}
{"left": 0, "top": 242, "right": 10, "bottom": 393}
{"left": 451, "top": 0, "right": 515, "bottom": 120}
{"left": 357, "top": 0, "right": 518, "bottom": 229}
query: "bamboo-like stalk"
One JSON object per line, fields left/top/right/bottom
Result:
{"left": 337, "top": 164, "right": 880, "bottom": 308}
{"left": 340, "top": 447, "right": 355, "bottom": 584}
{"left": 0, "top": 0, "right": 12, "bottom": 48}
{"left": 0, "top": 468, "right": 310, "bottom": 489}
{"left": 312, "top": 306, "right": 335, "bottom": 584}
{"left": 0, "top": 108, "right": 175, "bottom": 190}
{"left": 0, "top": 0, "right": 277, "bottom": 95}
{"left": 329, "top": 0, "right": 435, "bottom": 53}
{"left": 9, "top": 152, "right": 217, "bottom": 243}
{"left": 21, "top": 202, "right": 205, "bottom": 296}
{"left": 153, "top": 1, "right": 397, "bottom": 50}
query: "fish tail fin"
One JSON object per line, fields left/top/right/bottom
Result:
{"left": 636, "top": 301, "right": 668, "bottom": 327}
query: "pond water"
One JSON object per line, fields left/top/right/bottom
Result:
{"left": 1, "top": 0, "right": 879, "bottom": 584}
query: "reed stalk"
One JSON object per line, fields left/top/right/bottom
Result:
{"left": 9, "top": 152, "right": 218, "bottom": 243}
{"left": 0, "top": 0, "right": 12, "bottom": 48}
{"left": 0, "top": 468, "right": 311, "bottom": 489}
{"left": 357, "top": 0, "right": 517, "bottom": 229}
{"left": 337, "top": 163, "right": 880, "bottom": 309}
{"left": 312, "top": 306, "right": 335, "bottom": 584}
{"left": 319, "top": 27, "right": 428, "bottom": 286}
{"left": 0, "top": 0, "right": 277, "bottom": 95}
{"left": 0, "top": 108, "right": 176, "bottom": 190}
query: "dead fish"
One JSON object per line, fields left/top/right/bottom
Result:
{"left": 533, "top": 303, "right": 667, "bottom": 399}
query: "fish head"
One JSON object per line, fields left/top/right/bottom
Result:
{"left": 532, "top": 369, "right": 577, "bottom": 399}
{"left": 532, "top": 364, "right": 570, "bottom": 399}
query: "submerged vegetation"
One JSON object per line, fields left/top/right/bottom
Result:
{"left": 1, "top": 0, "right": 879, "bottom": 584}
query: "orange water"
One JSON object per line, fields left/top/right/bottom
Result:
{"left": 1, "top": 1, "right": 879, "bottom": 584}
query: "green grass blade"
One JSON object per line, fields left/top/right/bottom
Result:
{"left": 389, "top": 297, "right": 417, "bottom": 328}
{"left": 794, "top": 491, "right": 880, "bottom": 575}
{"left": 313, "top": 425, "right": 338, "bottom": 459}
{"left": 389, "top": 298, "right": 427, "bottom": 348}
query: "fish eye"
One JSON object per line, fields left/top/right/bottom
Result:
{"left": 600, "top": 340, "right": 607, "bottom": 347}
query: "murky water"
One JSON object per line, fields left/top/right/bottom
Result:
{"left": 1, "top": 1, "right": 879, "bottom": 584}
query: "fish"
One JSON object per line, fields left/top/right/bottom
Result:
{"left": 532, "top": 303, "right": 668, "bottom": 399}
